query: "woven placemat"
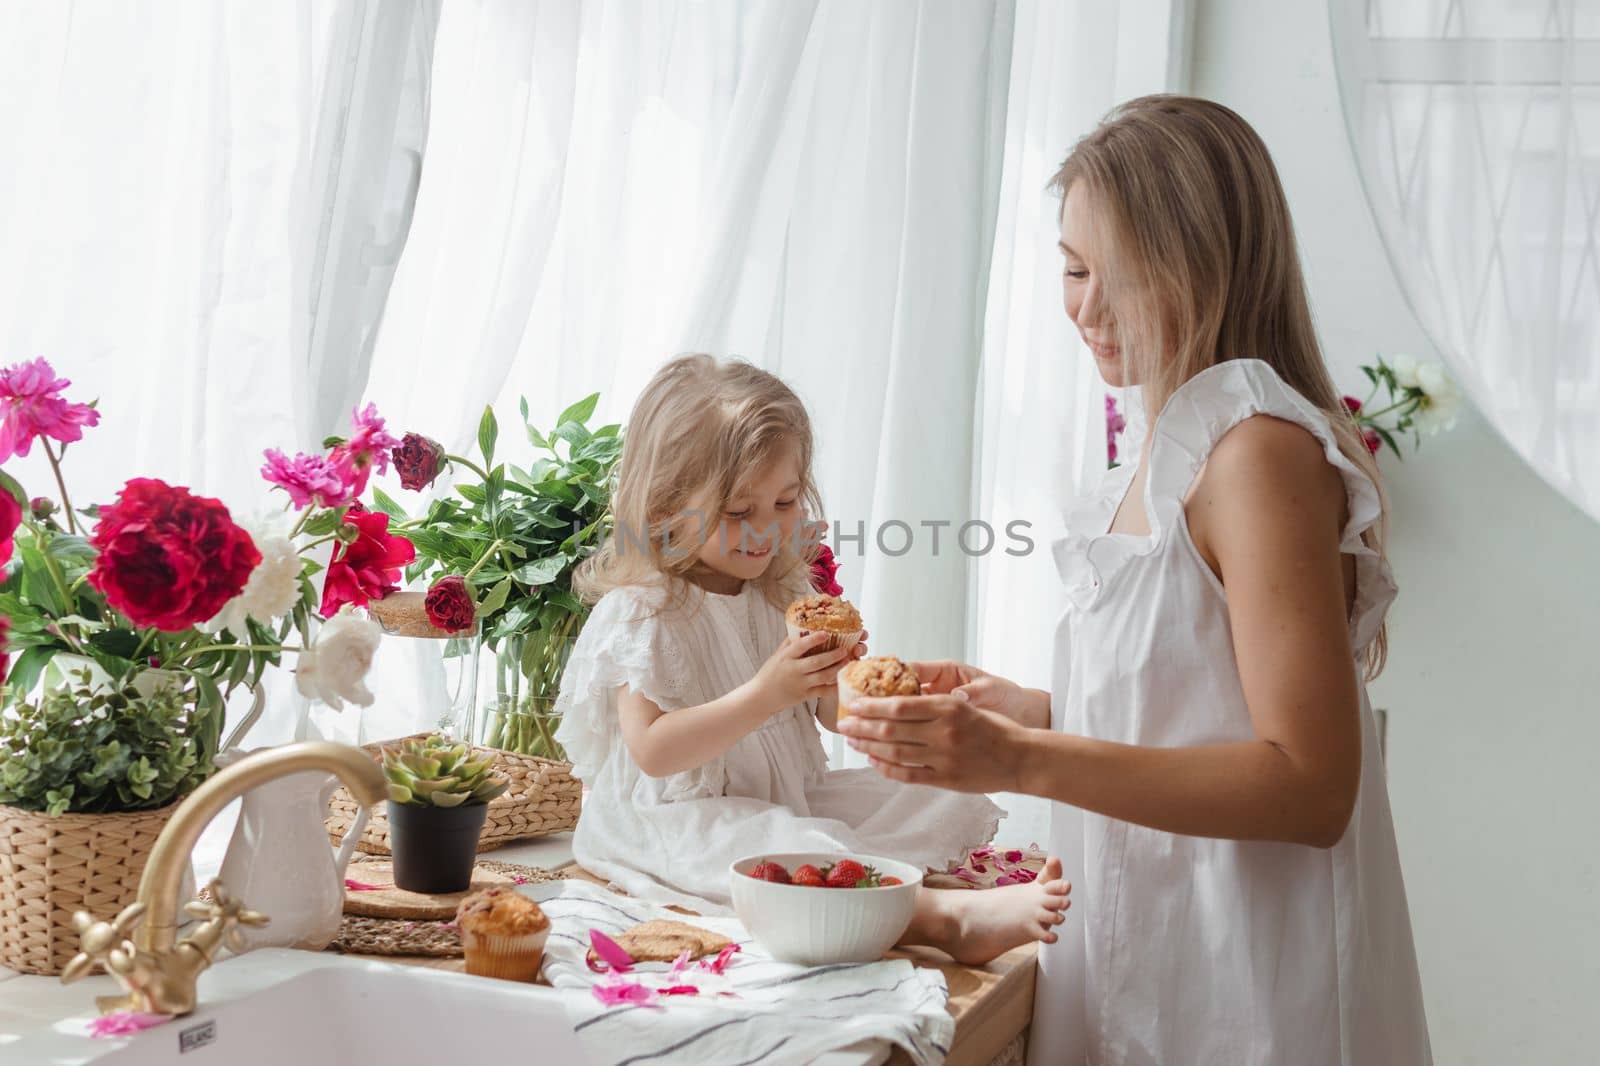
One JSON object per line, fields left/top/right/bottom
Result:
{"left": 328, "top": 858, "right": 568, "bottom": 958}
{"left": 343, "top": 860, "right": 524, "bottom": 921}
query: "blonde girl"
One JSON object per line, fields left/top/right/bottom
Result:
{"left": 554, "top": 354, "right": 1070, "bottom": 963}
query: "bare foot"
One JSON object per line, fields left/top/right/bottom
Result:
{"left": 903, "top": 857, "right": 1071, "bottom": 966}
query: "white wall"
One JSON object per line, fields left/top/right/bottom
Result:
{"left": 1189, "top": 3, "right": 1600, "bottom": 1064}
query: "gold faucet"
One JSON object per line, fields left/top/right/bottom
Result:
{"left": 60, "top": 741, "right": 388, "bottom": 1016}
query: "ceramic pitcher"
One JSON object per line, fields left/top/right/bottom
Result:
{"left": 216, "top": 753, "right": 371, "bottom": 952}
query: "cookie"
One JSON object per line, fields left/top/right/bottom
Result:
{"left": 587, "top": 919, "right": 733, "bottom": 966}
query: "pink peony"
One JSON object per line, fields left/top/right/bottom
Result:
{"left": 262, "top": 449, "right": 357, "bottom": 510}
{"left": 319, "top": 507, "right": 415, "bottom": 617}
{"left": 1105, "top": 394, "right": 1127, "bottom": 467}
{"left": 332, "top": 403, "right": 401, "bottom": 498}
{"left": 0, "top": 358, "right": 101, "bottom": 462}
{"left": 0, "top": 490, "right": 20, "bottom": 567}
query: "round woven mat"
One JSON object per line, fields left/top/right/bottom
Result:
{"left": 328, "top": 858, "right": 567, "bottom": 958}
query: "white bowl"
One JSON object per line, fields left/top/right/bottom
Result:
{"left": 729, "top": 851, "right": 921, "bottom": 966}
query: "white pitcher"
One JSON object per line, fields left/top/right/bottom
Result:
{"left": 216, "top": 753, "right": 371, "bottom": 952}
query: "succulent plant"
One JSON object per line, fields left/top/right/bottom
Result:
{"left": 381, "top": 734, "right": 509, "bottom": 808}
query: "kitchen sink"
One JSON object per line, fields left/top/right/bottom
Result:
{"left": 7, "top": 949, "right": 592, "bottom": 1064}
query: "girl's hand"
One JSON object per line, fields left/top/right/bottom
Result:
{"left": 838, "top": 694, "right": 1030, "bottom": 794}
{"left": 755, "top": 632, "right": 854, "bottom": 709}
{"left": 911, "top": 660, "right": 1042, "bottom": 726}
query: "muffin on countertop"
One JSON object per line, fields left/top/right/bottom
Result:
{"left": 456, "top": 887, "right": 550, "bottom": 982}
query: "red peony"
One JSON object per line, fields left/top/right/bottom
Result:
{"left": 1362, "top": 428, "right": 1382, "bottom": 455}
{"left": 392, "top": 432, "right": 447, "bottom": 492}
{"left": 0, "top": 615, "right": 9, "bottom": 683}
{"left": 1342, "top": 395, "right": 1363, "bottom": 415}
{"left": 320, "top": 506, "right": 416, "bottom": 617}
{"left": 424, "top": 575, "right": 477, "bottom": 633}
{"left": 810, "top": 542, "right": 843, "bottom": 596}
{"left": 0, "top": 490, "right": 20, "bottom": 567}
{"left": 87, "top": 478, "right": 261, "bottom": 632}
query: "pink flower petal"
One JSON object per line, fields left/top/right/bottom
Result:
{"left": 697, "top": 943, "right": 742, "bottom": 975}
{"left": 344, "top": 879, "right": 381, "bottom": 891}
{"left": 670, "top": 950, "right": 692, "bottom": 975}
{"left": 593, "top": 980, "right": 657, "bottom": 1007}
{"left": 1003, "top": 850, "right": 1024, "bottom": 864}
{"left": 952, "top": 869, "right": 983, "bottom": 884}
{"left": 588, "top": 929, "right": 635, "bottom": 973}
{"left": 994, "top": 875, "right": 1017, "bottom": 887}
{"left": 660, "top": 985, "right": 701, "bottom": 996}
{"left": 88, "top": 1012, "right": 171, "bottom": 1038}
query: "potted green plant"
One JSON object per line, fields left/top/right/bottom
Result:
{"left": 374, "top": 393, "right": 622, "bottom": 758}
{"left": 0, "top": 671, "right": 213, "bottom": 973}
{"left": 382, "top": 734, "right": 509, "bottom": 894}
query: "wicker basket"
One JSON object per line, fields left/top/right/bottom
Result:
{"left": 0, "top": 801, "right": 180, "bottom": 975}
{"left": 325, "top": 735, "right": 581, "bottom": 855}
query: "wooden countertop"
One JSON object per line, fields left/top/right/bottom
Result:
{"left": 352, "top": 862, "right": 1037, "bottom": 1066}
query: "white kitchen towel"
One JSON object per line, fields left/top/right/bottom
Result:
{"left": 523, "top": 879, "right": 955, "bottom": 1066}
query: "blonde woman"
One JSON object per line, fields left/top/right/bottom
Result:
{"left": 554, "top": 354, "right": 1070, "bottom": 960}
{"left": 841, "top": 97, "right": 1431, "bottom": 1063}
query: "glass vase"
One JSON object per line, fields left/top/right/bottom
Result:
{"left": 474, "top": 623, "right": 576, "bottom": 760}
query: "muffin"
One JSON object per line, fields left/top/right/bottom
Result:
{"left": 837, "top": 656, "right": 921, "bottom": 718}
{"left": 784, "top": 594, "right": 864, "bottom": 652}
{"left": 456, "top": 887, "right": 550, "bottom": 982}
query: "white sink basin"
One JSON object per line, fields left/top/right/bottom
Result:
{"left": 7, "top": 949, "right": 593, "bottom": 1064}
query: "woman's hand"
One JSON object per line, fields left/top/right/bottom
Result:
{"left": 755, "top": 632, "right": 854, "bottom": 709}
{"left": 838, "top": 694, "right": 1032, "bottom": 794}
{"left": 911, "top": 660, "right": 1050, "bottom": 729}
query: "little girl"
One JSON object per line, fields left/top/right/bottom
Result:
{"left": 554, "top": 354, "right": 1070, "bottom": 963}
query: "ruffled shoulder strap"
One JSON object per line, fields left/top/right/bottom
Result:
{"left": 1146, "top": 358, "right": 1397, "bottom": 651}
{"left": 553, "top": 583, "right": 697, "bottom": 784}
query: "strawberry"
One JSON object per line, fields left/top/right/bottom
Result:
{"left": 748, "top": 859, "right": 792, "bottom": 884}
{"left": 792, "top": 864, "right": 826, "bottom": 888}
{"left": 824, "top": 859, "right": 870, "bottom": 888}
{"left": 881, "top": 876, "right": 903, "bottom": 886}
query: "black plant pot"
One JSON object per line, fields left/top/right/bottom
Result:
{"left": 387, "top": 799, "right": 490, "bottom": 894}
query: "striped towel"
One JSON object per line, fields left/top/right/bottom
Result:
{"left": 524, "top": 879, "right": 955, "bottom": 1066}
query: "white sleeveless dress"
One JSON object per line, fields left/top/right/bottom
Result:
{"left": 554, "top": 578, "right": 1003, "bottom": 914}
{"left": 1029, "top": 360, "right": 1432, "bottom": 1066}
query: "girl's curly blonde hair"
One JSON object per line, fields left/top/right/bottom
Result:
{"left": 574, "top": 354, "right": 824, "bottom": 613}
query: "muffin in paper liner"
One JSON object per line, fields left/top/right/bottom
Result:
{"left": 461, "top": 926, "right": 550, "bottom": 982}
{"left": 836, "top": 656, "right": 921, "bottom": 719}
{"left": 456, "top": 886, "right": 550, "bottom": 982}
{"left": 784, "top": 594, "right": 864, "bottom": 653}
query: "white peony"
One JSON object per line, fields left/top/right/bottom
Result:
{"left": 1390, "top": 353, "right": 1422, "bottom": 389}
{"left": 295, "top": 606, "right": 381, "bottom": 710}
{"left": 206, "top": 531, "right": 303, "bottom": 636}
{"left": 1412, "top": 361, "right": 1463, "bottom": 435}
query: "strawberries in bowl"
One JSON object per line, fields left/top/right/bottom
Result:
{"left": 743, "top": 856, "right": 904, "bottom": 889}
{"left": 729, "top": 852, "right": 922, "bottom": 965}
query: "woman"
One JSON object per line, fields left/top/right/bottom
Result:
{"left": 839, "top": 96, "right": 1431, "bottom": 1065}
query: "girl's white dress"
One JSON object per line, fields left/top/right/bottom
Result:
{"left": 1030, "top": 360, "right": 1432, "bottom": 1066}
{"left": 554, "top": 578, "right": 1003, "bottom": 913}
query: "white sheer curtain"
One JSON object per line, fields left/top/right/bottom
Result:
{"left": 1331, "top": 0, "right": 1600, "bottom": 521}
{"left": 366, "top": 0, "right": 1018, "bottom": 671}
{"left": 0, "top": 0, "right": 440, "bottom": 746}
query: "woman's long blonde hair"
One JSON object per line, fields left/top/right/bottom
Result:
{"left": 574, "top": 354, "right": 824, "bottom": 613}
{"left": 1051, "top": 95, "right": 1389, "bottom": 677}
